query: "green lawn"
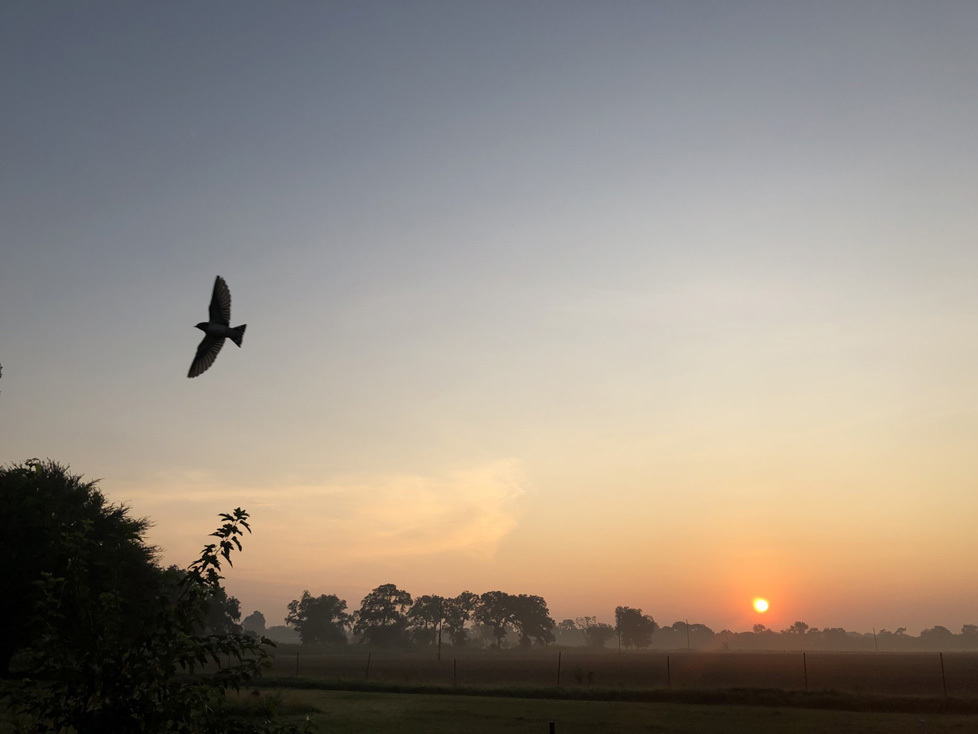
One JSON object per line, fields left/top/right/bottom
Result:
{"left": 236, "top": 688, "right": 978, "bottom": 734}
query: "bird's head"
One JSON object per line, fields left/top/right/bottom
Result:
{"left": 195, "top": 322, "right": 209, "bottom": 332}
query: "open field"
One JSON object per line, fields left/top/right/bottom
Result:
{"left": 7, "top": 652, "right": 977, "bottom": 732}
{"left": 229, "top": 688, "right": 978, "bottom": 733}
{"left": 5, "top": 687, "right": 976, "bottom": 734}
{"left": 266, "top": 649, "right": 978, "bottom": 698}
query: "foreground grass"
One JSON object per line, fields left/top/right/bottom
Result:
{"left": 260, "top": 676, "right": 978, "bottom": 715}
{"left": 6, "top": 685, "right": 976, "bottom": 733}
{"left": 230, "top": 688, "right": 978, "bottom": 734}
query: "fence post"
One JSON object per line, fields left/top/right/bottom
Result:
{"left": 365, "top": 651, "right": 372, "bottom": 681}
{"left": 940, "top": 652, "right": 947, "bottom": 697}
{"left": 453, "top": 658, "right": 457, "bottom": 687}
{"left": 295, "top": 651, "right": 299, "bottom": 677}
{"left": 803, "top": 653, "right": 808, "bottom": 691}
{"left": 549, "top": 721, "right": 555, "bottom": 734}
{"left": 556, "top": 651, "right": 562, "bottom": 687}
{"left": 667, "top": 655, "right": 671, "bottom": 690}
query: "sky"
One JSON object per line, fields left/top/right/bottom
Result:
{"left": 2, "top": 1, "right": 977, "bottom": 636}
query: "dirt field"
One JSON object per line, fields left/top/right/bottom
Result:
{"left": 266, "top": 649, "right": 978, "bottom": 698}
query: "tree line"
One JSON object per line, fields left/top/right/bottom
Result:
{"left": 240, "top": 588, "right": 664, "bottom": 652}
{"left": 242, "top": 591, "right": 978, "bottom": 653}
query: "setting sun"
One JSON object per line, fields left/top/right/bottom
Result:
{"left": 754, "top": 598, "right": 769, "bottom": 613}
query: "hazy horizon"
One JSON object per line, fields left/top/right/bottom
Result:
{"left": 2, "top": 2, "right": 977, "bottom": 639}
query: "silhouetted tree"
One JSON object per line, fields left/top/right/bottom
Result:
{"left": 243, "top": 610, "right": 267, "bottom": 637}
{"left": 556, "top": 619, "right": 581, "bottom": 646}
{"left": 474, "top": 591, "right": 515, "bottom": 648}
{"left": 408, "top": 594, "right": 445, "bottom": 647}
{"left": 352, "top": 583, "right": 412, "bottom": 648}
{"left": 782, "top": 621, "right": 810, "bottom": 636}
{"left": 575, "top": 617, "right": 616, "bottom": 649}
{"left": 819, "top": 627, "right": 853, "bottom": 650}
{"left": 509, "top": 594, "right": 555, "bottom": 647}
{"left": 686, "top": 622, "right": 715, "bottom": 649}
{"left": 0, "top": 459, "right": 161, "bottom": 676}
{"left": 919, "top": 625, "right": 954, "bottom": 649}
{"left": 614, "top": 606, "right": 656, "bottom": 649}
{"left": 9, "top": 506, "right": 299, "bottom": 733}
{"left": 286, "top": 590, "right": 349, "bottom": 645}
{"left": 443, "top": 591, "right": 478, "bottom": 647}
{"left": 877, "top": 627, "right": 910, "bottom": 652}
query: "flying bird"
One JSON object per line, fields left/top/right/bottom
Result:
{"left": 188, "top": 276, "right": 247, "bottom": 378}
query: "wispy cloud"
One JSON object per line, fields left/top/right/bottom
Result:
{"left": 334, "top": 460, "right": 527, "bottom": 559}
{"left": 121, "top": 460, "right": 527, "bottom": 568}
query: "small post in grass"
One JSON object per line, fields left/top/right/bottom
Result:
{"left": 667, "top": 655, "right": 671, "bottom": 689}
{"left": 365, "top": 651, "right": 372, "bottom": 681}
{"left": 549, "top": 721, "right": 555, "bottom": 734}
{"left": 803, "top": 652, "right": 808, "bottom": 691}
{"left": 556, "top": 651, "right": 562, "bottom": 687}
{"left": 940, "top": 652, "right": 947, "bottom": 697}
{"left": 295, "top": 651, "right": 299, "bottom": 677}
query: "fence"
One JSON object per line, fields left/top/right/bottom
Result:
{"left": 265, "top": 650, "right": 978, "bottom": 698}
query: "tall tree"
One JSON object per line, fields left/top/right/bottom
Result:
{"left": 443, "top": 591, "right": 478, "bottom": 647}
{"left": 352, "top": 583, "right": 412, "bottom": 648}
{"left": 614, "top": 606, "right": 657, "bottom": 649}
{"left": 10, "top": 504, "right": 300, "bottom": 733}
{"left": 509, "top": 594, "right": 555, "bottom": 647}
{"left": 474, "top": 591, "right": 515, "bottom": 648}
{"left": 0, "top": 459, "right": 161, "bottom": 675}
{"left": 242, "top": 610, "right": 267, "bottom": 637}
{"left": 408, "top": 594, "right": 445, "bottom": 647}
{"left": 285, "top": 591, "right": 349, "bottom": 645}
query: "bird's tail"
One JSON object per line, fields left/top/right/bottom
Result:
{"left": 230, "top": 324, "right": 247, "bottom": 347}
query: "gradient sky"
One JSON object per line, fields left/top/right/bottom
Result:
{"left": 3, "top": 2, "right": 977, "bottom": 636}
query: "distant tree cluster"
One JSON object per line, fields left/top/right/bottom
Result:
{"left": 595, "top": 620, "right": 978, "bottom": 652}
{"left": 727, "top": 622, "right": 978, "bottom": 652}
{"left": 278, "top": 591, "right": 662, "bottom": 652}
{"left": 282, "top": 586, "right": 557, "bottom": 650}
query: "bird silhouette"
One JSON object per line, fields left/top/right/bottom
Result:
{"left": 188, "top": 276, "right": 247, "bottom": 378}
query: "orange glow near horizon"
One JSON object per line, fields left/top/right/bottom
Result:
{"left": 754, "top": 598, "right": 769, "bottom": 613}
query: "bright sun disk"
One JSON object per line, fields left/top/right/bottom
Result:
{"left": 754, "top": 598, "right": 769, "bottom": 613}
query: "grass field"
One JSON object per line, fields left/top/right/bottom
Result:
{"left": 230, "top": 688, "right": 978, "bottom": 733}
{"left": 7, "top": 652, "right": 977, "bottom": 732}
{"left": 266, "top": 649, "right": 978, "bottom": 698}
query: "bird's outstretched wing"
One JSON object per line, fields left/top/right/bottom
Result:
{"left": 188, "top": 335, "right": 225, "bottom": 378}
{"left": 209, "top": 276, "right": 232, "bottom": 326}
